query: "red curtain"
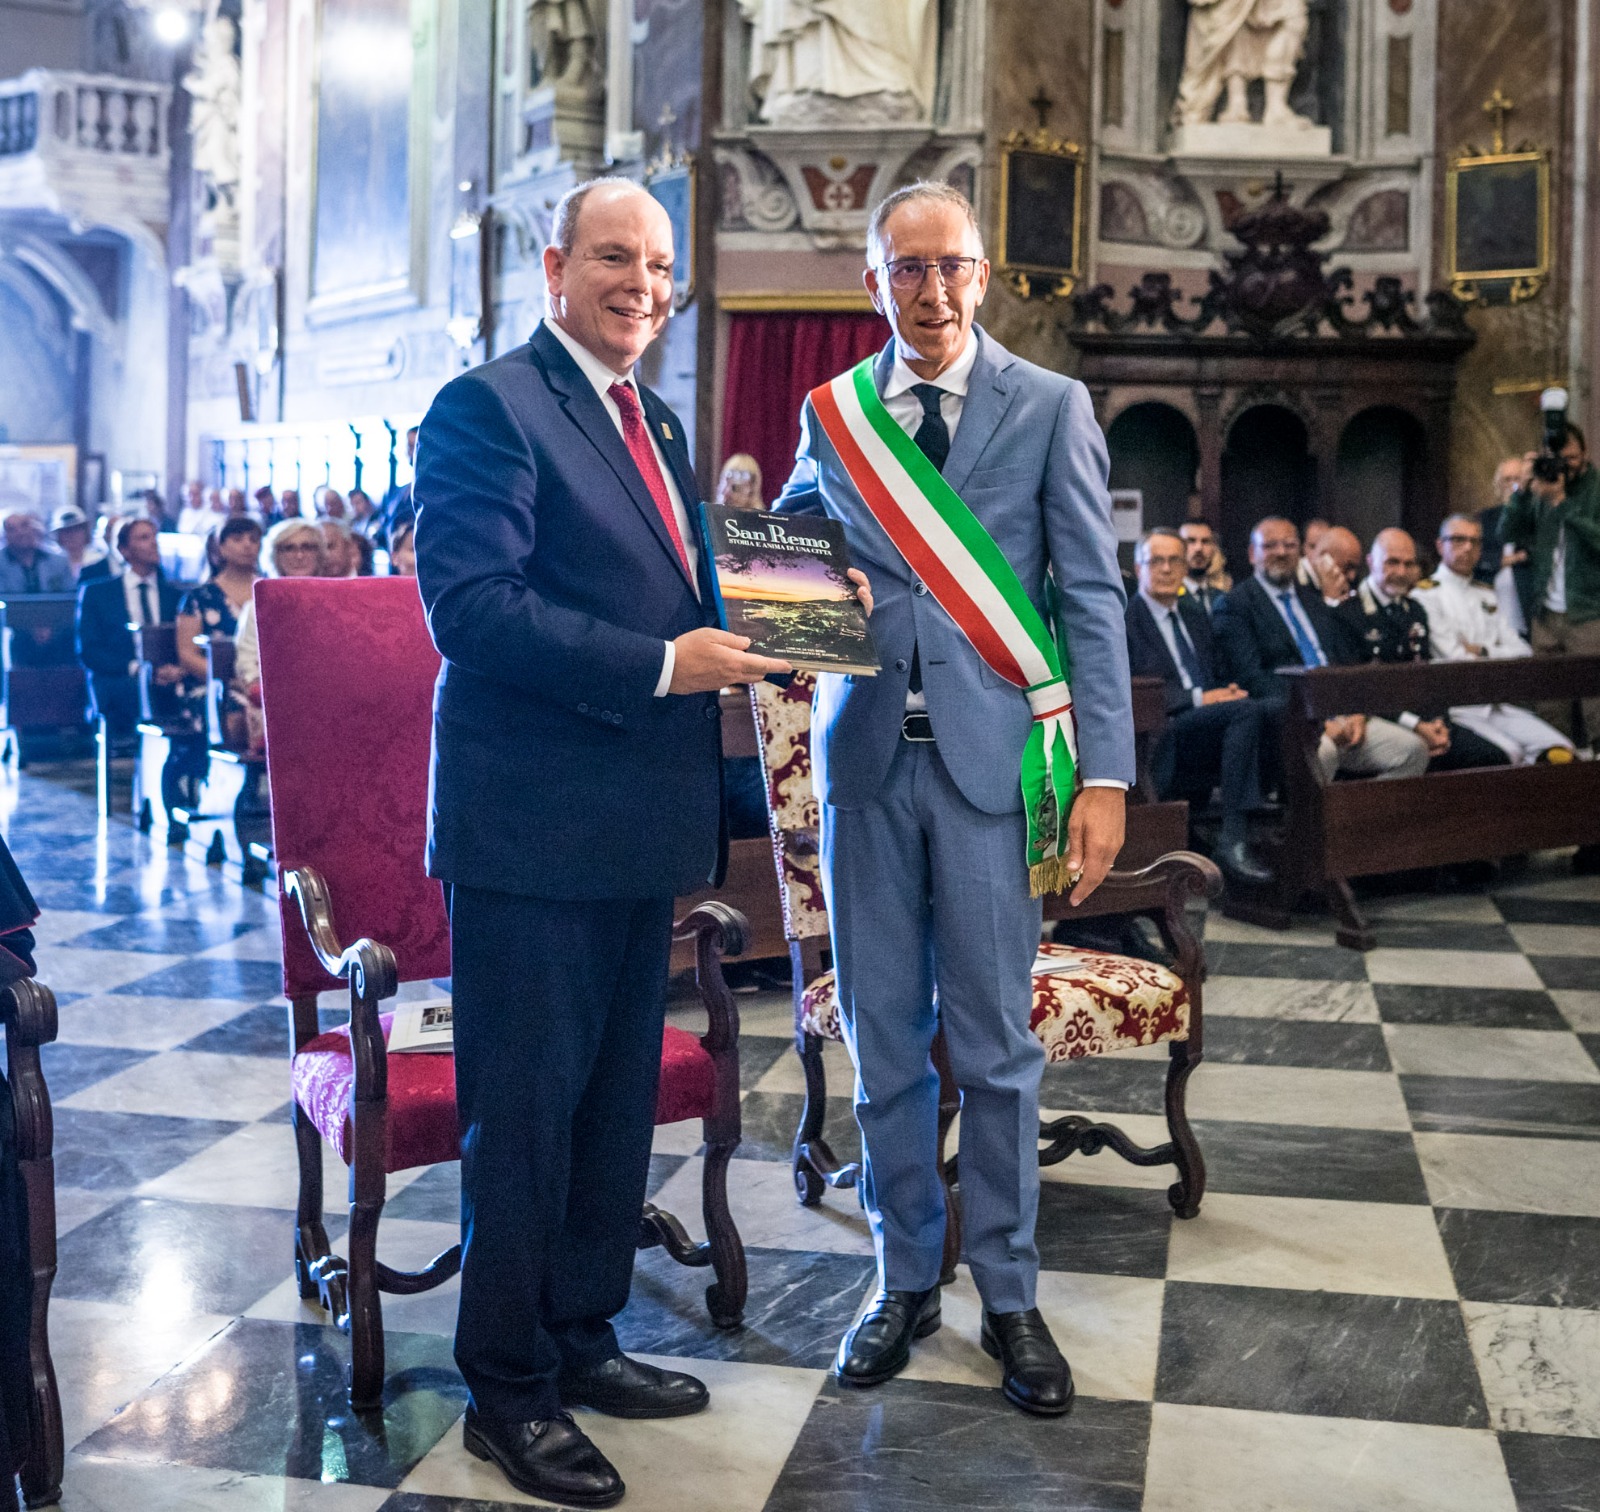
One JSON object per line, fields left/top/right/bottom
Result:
{"left": 721, "top": 311, "right": 889, "bottom": 506}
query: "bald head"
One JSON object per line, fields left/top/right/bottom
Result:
{"left": 1314, "top": 526, "right": 1363, "bottom": 595}
{"left": 1370, "top": 528, "right": 1420, "bottom": 597}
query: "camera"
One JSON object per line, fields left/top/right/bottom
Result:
{"left": 1540, "top": 386, "right": 1570, "bottom": 457}
{"left": 1530, "top": 453, "right": 1565, "bottom": 485}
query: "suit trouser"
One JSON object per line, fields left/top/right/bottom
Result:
{"left": 1316, "top": 716, "right": 1429, "bottom": 782}
{"left": 1449, "top": 703, "right": 1575, "bottom": 763}
{"left": 449, "top": 884, "right": 672, "bottom": 1422}
{"left": 1530, "top": 612, "right": 1600, "bottom": 745}
{"left": 820, "top": 738, "right": 1044, "bottom": 1314}
{"left": 1158, "top": 698, "right": 1267, "bottom": 833}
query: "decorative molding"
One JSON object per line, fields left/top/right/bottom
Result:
{"left": 718, "top": 290, "right": 875, "bottom": 313}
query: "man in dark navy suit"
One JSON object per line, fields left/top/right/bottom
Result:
{"left": 414, "top": 178, "right": 791, "bottom": 1509}
{"left": 1126, "top": 529, "right": 1271, "bottom": 885}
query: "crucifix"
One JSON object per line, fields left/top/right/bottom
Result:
{"left": 1028, "top": 87, "right": 1054, "bottom": 131}
{"left": 1483, "top": 88, "right": 1514, "bottom": 154}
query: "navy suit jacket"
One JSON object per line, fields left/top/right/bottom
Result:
{"left": 1125, "top": 593, "right": 1219, "bottom": 716}
{"left": 1212, "top": 574, "right": 1359, "bottom": 698}
{"left": 414, "top": 324, "right": 724, "bottom": 901}
{"left": 75, "top": 572, "right": 181, "bottom": 681}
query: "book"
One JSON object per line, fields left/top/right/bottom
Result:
{"left": 387, "top": 998, "right": 454, "bottom": 1054}
{"left": 700, "top": 504, "right": 880, "bottom": 676}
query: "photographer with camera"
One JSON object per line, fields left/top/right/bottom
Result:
{"left": 1501, "top": 395, "right": 1600, "bottom": 775}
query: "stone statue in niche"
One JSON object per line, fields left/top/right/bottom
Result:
{"left": 527, "top": 0, "right": 599, "bottom": 99}
{"left": 738, "top": 0, "right": 937, "bottom": 126}
{"left": 1174, "top": 0, "right": 1316, "bottom": 131}
{"left": 184, "top": 3, "right": 242, "bottom": 265}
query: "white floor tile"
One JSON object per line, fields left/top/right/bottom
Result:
{"left": 1363, "top": 894, "right": 1508, "bottom": 924}
{"left": 53, "top": 994, "right": 252, "bottom": 1052}
{"left": 1509, "top": 923, "right": 1600, "bottom": 958}
{"left": 1187, "top": 1063, "right": 1412, "bottom": 1130}
{"left": 1165, "top": 1192, "right": 1458, "bottom": 1298}
{"left": 1553, "top": 990, "right": 1600, "bottom": 1032}
{"left": 1203, "top": 977, "right": 1381, "bottom": 1022}
{"left": 1414, "top": 1133, "right": 1600, "bottom": 1217}
{"left": 1365, "top": 949, "right": 1545, "bottom": 991}
{"left": 649, "top": 1154, "right": 874, "bottom": 1258}
{"left": 751, "top": 1036, "right": 855, "bottom": 1097}
{"left": 1203, "top": 917, "right": 1337, "bottom": 947}
{"left": 61, "top": 1458, "right": 391, "bottom": 1512}
{"left": 59, "top": 1049, "right": 294, "bottom": 1123}
{"left": 1463, "top": 1301, "right": 1600, "bottom": 1437}
{"left": 1142, "top": 1404, "right": 1518, "bottom": 1512}
{"left": 137, "top": 1120, "right": 348, "bottom": 1210}
{"left": 1382, "top": 1024, "right": 1600, "bottom": 1083}
{"left": 31, "top": 945, "right": 188, "bottom": 995}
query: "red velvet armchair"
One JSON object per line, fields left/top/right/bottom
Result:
{"left": 255, "top": 578, "right": 747, "bottom": 1409}
{"left": 750, "top": 674, "right": 1221, "bottom": 1279}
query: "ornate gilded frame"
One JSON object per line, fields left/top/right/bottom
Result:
{"left": 1444, "top": 145, "right": 1550, "bottom": 305}
{"left": 997, "top": 127, "right": 1085, "bottom": 301}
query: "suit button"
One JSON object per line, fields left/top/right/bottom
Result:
{"left": 894, "top": 658, "right": 908, "bottom": 672}
{"left": 578, "top": 702, "right": 590, "bottom": 714}
{"left": 611, "top": 713, "right": 622, "bottom": 725}
{"left": 704, "top": 705, "right": 718, "bottom": 721}
{"left": 913, "top": 581, "right": 928, "bottom": 596}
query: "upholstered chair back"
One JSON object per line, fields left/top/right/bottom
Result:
{"left": 749, "top": 674, "right": 829, "bottom": 942}
{"left": 255, "top": 578, "right": 452, "bottom": 998}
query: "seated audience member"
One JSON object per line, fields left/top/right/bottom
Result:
{"left": 1480, "top": 456, "right": 1533, "bottom": 608}
{"left": 379, "top": 425, "right": 419, "bottom": 541}
{"left": 254, "top": 485, "right": 278, "bottom": 525}
{"left": 226, "top": 488, "right": 249, "bottom": 518}
{"left": 175, "top": 516, "right": 263, "bottom": 751}
{"left": 348, "top": 487, "right": 383, "bottom": 541}
{"left": 1126, "top": 530, "right": 1272, "bottom": 884}
{"left": 1295, "top": 517, "right": 1332, "bottom": 590}
{"left": 82, "top": 513, "right": 121, "bottom": 582}
{"left": 314, "top": 486, "right": 348, "bottom": 521}
{"left": 1213, "top": 516, "right": 1429, "bottom": 781}
{"left": 141, "top": 489, "right": 171, "bottom": 531}
{"left": 75, "top": 517, "right": 183, "bottom": 741}
{"left": 50, "top": 506, "right": 105, "bottom": 582}
{"left": 1412, "top": 514, "right": 1575, "bottom": 763}
{"left": 387, "top": 519, "right": 417, "bottom": 577}
{"left": 279, "top": 487, "right": 303, "bottom": 520}
{"left": 234, "top": 520, "right": 326, "bottom": 750}
{"left": 717, "top": 454, "right": 765, "bottom": 512}
{"left": 1301, "top": 524, "right": 1363, "bottom": 602}
{"left": 319, "top": 518, "right": 360, "bottom": 578}
{"left": 1327, "top": 528, "right": 1509, "bottom": 772}
{"left": 1178, "top": 521, "right": 1227, "bottom": 611}
{"left": 0, "top": 513, "right": 75, "bottom": 595}
{"left": 176, "top": 481, "right": 207, "bottom": 535}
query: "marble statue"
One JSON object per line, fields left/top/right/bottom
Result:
{"left": 1173, "top": 0, "right": 1316, "bottom": 131}
{"left": 185, "top": 6, "right": 242, "bottom": 198}
{"left": 528, "top": 0, "right": 598, "bottom": 96}
{"left": 738, "top": 0, "right": 938, "bottom": 126}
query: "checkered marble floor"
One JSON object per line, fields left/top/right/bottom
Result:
{"left": 6, "top": 766, "right": 1600, "bottom": 1512}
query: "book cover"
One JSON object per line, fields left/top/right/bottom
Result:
{"left": 701, "top": 504, "right": 880, "bottom": 676}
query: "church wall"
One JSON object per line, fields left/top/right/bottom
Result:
{"left": 1434, "top": 0, "right": 1583, "bottom": 512}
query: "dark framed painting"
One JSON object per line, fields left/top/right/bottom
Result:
{"left": 646, "top": 160, "right": 695, "bottom": 310}
{"left": 998, "top": 129, "right": 1085, "bottom": 300}
{"left": 308, "top": 0, "right": 426, "bottom": 322}
{"left": 1445, "top": 148, "right": 1549, "bottom": 304}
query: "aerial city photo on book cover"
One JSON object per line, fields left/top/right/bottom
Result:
{"left": 701, "top": 504, "right": 880, "bottom": 675}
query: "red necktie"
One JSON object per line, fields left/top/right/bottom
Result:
{"left": 608, "top": 381, "right": 691, "bottom": 577}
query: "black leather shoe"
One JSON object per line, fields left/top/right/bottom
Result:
{"left": 834, "top": 1286, "right": 941, "bottom": 1387}
{"left": 980, "top": 1308, "right": 1075, "bottom": 1416}
{"left": 1217, "top": 838, "right": 1273, "bottom": 887}
{"left": 462, "top": 1408, "right": 623, "bottom": 1508}
{"left": 559, "top": 1353, "right": 709, "bottom": 1419}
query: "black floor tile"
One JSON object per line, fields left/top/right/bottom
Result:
{"left": 615, "top": 1244, "right": 875, "bottom": 1369}
{"left": 109, "top": 956, "right": 289, "bottom": 1000}
{"left": 1498, "top": 1431, "right": 1600, "bottom": 1512}
{"left": 1531, "top": 955, "right": 1600, "bottom": 992}
{"left": 1399, "top": 1075, "right": 1600, "bottom": 1140}
{"left": 737, "top": 1035, "right": 793, "bottom": 1090}
{"left": 1582, "top": 1034, "right": 1600, "bottom": 1074}
{"left": 180, "top": 1001, "right": 341, "bottom": 1057}
{"left": 1201, "top": 1018, "right": 1391, "bottom": 1071}
{"left": 1492, "top": 895, "right": 1600, "bottom": 927}
{"left": 646, "top": 1151, "right": 687, "bottom": 1199}
{"left": 1436, "top": 1209, "right": 1600, "bottom": 1310}
{"left": 1035, "top": 1184, "right": 1172, "bottom": 1278}
{"left": 762, "top": 1379, "right": 1149, "bottom": 1512}
{"left": 76, "top": 1317, "right": 464, "bottom": 1487}
{"left": 1372, "top": 984, "right": 1569, "bottom": 1030}
{"left": 377, "top": 1498, "right": 522, "bottom": 1512}
{"left": 736, "top": 1090, "right": 860, "bottom": 1166}
{"left": 51, "top": 1106, "right": 242, "bottom": 1189}
{"left": 1039, "top": 1058, "right": 1167, "bottom": 1117}
{"left": 1192, "top": 1119, "right": 1432, "bottom": 1205}
{"left": 385, "top": 1162, "right": 462, "bottom": 1224}
{"left": 35, "top": 1041, "right": 153, "bottom": 1098}
{"left": 1202, "top": 943, "right": 1368, "bottom": 981}
{"left": 54, "top": 1196, "right": 299, "bottom": 1313}
{"left": 1370, "top": 922, "right": 1520, "bottom": 952}
{"left": 57, "top": 914, "right": 261, "bottom": 954}
{"left": 1155, "top": 1282, "right": 1489, "bottom": 1427}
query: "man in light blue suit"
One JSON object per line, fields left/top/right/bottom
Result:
{"left": 775, "top": 182, "right": 1134, "bottom": 1416}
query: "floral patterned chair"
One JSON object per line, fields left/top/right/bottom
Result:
{"left": 256, "top": 577, "right": 748, "bottom": 1408}
{"left": 751, "top": 674, "right": 1221, "bottom": 1277}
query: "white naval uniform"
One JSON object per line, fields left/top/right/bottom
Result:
{"left": 1412, "top": 567, "right": 1575, "bottom": 763}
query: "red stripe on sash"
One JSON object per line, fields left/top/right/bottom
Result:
{"left": 809, "top": 381, "right": 1028, "bottom": 688}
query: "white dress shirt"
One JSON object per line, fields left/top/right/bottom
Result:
{"left": 121, "top": 568, "right": 161, "bottom": 676}
{"left": 1257, "top": 571, "right": 1328, "bottom": 665}
{"left": 540, "top": 318, "right": 698, "bottom": 698}
{"left": 1141, "top": 591, "right": 1206, "bottom": 707}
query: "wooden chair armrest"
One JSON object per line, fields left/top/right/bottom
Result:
{"left": 3, "top": 978, "right": 59, "bottom": 1166}
{"left": 672, "top": 901, "right": 747, "bottom": 1061}
{"left": 0, "top": 975, "right": 56, "bottom": 1050}
{"left": 1085, "top": 849, "right": 1222, "bottom": 1007}
{"left": 282, "top": 866, "right": 397, "bottom": 1100}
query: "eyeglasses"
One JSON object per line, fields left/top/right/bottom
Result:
{"left": 278, "top": 542, "right": 319, "bottom": 555}
{"left": 1142, "top": 554, "right": 1186, "bottom": 569}
{"left": 880, "top": 256, "right": 979, "bottom": 291}
{"left": 1440, "top": 534, "right": 1482, "bottom": 546}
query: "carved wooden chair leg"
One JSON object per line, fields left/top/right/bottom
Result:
{"left": 344, "top": 1085, "right": 388, "bottom": 1411}
{"left": 1163, "top": 1039, "right": 1207, "bottom": 1220}
{"left": 933, "top": 1027, "right": 962, "bottom": 1286}
{"left": 790, "top": 1030, "right": 857, "bottom": 1204}
{"left": 700, "top": 1136, "right": 748, "bottom": 1328}
{"left": 1326, "top": 877, "right": 1375, "bottom": 952}
{"left": 291, "top": 1103, "right": 333, "bottom": 1301}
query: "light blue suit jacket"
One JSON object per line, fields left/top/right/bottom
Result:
{"left": 774, "top": 327, "right": 1135, "bottom": 815}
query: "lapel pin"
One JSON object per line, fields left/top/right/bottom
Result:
{"left": 662, "top": 422, "right": 673, "bottom": 440}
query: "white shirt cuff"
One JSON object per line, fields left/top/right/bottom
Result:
{"left": 1082, "top": 779, "right": 1130, "bottom": 791}
{"left": 1398, "top": 711, "right": 1420, "bottom": 731}
{"left": 654, "top": 640, "right": 674, "bottom": 697}
{"left": 1190, "top": 687, "right": 1205, "bottom": 707}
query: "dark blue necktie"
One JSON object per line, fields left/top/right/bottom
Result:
{"left": 1168, "top": 608, "right": 1205, "bottom": 687}
{"left": 1279, "top": 589, "right": 1325, "bottom": 667}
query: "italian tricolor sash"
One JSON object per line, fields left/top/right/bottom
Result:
{"left": 809, "top": 357, "right": 1079, "bottom": 896}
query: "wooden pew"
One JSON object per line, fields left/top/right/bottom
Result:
{"left": 1274, "top": 655, "right": 1600, "bottom": 948}
{"left": 0, "top": 595, "right": 89, "bottom": 759}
